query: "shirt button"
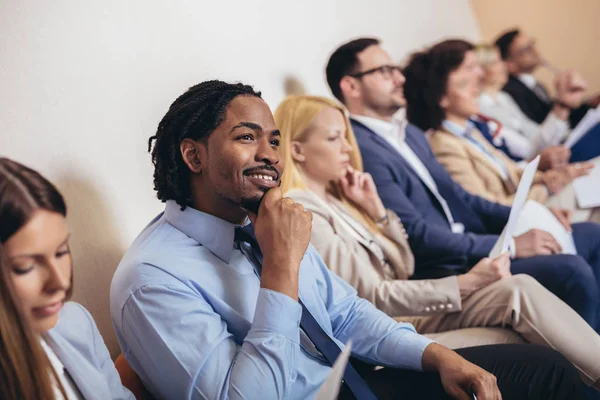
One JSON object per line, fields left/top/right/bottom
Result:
{"left": 438, "top": 304, "right": 445, "bottom": 310}
{"left": 447, "top": 304, "right": 453, "bottom": 309}
{"left": 424, "top": 307, "right": 431, "bottom": 312}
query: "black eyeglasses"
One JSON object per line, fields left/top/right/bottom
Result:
{"left": 349, "top": 65, "right": 402, "bottom": 79}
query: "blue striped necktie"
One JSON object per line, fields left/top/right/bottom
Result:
{"left": 235, "top": 225, "right": 378, "bottom": 400}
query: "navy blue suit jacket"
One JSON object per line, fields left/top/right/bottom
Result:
{"left": 351, "top": 119, "right": 511, "bottom": 271}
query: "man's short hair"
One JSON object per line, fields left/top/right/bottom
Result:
{"left": 494, "top": 29, "right": 520, "bottom": 60}
{"left": 325, "top": 38, "right": 380, "bottom": 103}
{"left": 147, "top": 80, "right": 262, "bottom": 209}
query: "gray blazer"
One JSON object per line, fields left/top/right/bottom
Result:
{"left": 288, "top": 189, "right": 462, "bottom": 317}
{"left": 46, "top": 302, "right": 134, "bottom": 400}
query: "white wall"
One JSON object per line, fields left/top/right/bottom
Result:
{"left": 0, "top": 0, "right": 480, "bottom": 357}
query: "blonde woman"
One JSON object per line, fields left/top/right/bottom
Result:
{"left": 275, "top": 95, "right": 600, "bottom": 388}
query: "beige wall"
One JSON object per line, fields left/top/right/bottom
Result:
{"left": 472, "top": 0, "right": 600, "bottom": 95}
{"left": 0, "top": 0, "right": 480, "bottom": 358}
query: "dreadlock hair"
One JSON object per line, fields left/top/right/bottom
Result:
{"left": 148, "top": 80, "right": 262, "bottom": 209}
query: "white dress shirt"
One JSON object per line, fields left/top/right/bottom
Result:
{"left": 41, "top": 339, "right": 83, "bottom": 400}
{"left": 351, "top": 112, "right": 464, "bottom": 233}
{"left": 479, "top": 91, "right": 569, "bottom": 159}
{"left": 518, "top": 74, "right": 551, "bottom": 103}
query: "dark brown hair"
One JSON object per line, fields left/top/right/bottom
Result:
{"left": 326, "top": 38, "right": 380, "bottom": 102}
{"left": 0, "top": 158, "right": 67, "bottom": 243}
{"left": 495, "top": 29, "right": 520, "bottom": 60}
{"left": 403, "top": 39, "right": 474, "bottom": 131}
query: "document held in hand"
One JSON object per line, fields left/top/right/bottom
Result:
{"left": 573, "top": 158, "right": 600, "bottom": 208}
{"left": 489, "top": 156, "right": 541, "bottom": 258}
{"left": 514, "top": 200, "right": 577, "bottom": 255}
{"left": 315, "top": 341, "right": 353, "bottom": 400}
{"left": 563, "top": 108, "right": 600, "bottom": 148}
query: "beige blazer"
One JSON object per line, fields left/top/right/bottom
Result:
{"left": 287, "top": 189, "right": 462, "bottom": 317}
{"left": 428, "top": 128, "right": 548, "bottom": 206}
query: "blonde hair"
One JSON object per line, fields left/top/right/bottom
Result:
{"left": 275, "top": 95, "right": 381, "bottom": 233}
{"left": 474, "top": 43, "right": 500, "bottom": 68}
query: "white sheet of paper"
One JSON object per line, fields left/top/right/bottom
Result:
{"left": 574, "top": 159, "right": 600, "bottom": 208}
{"left": 514, "top": 200, "right": 577, "bottom": 254}
{"left": 563, "top": 108, "right": 600, "bottom": 148}
{"left": 315, "top": 341, "right": 353, "bottom": 400}
{"left": 489, "top": 156, "right": 541, "bottom": 258}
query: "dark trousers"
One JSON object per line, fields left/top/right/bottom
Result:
{"left": 511, "top": 222, "right": 600, "bottom": 332}
{"left": 570, "top": 122, "right": 600, "bottom": 163}
{"left": 338, "top": 344, "right": 585, "bottom": 400}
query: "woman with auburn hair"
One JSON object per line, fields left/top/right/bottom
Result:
{"left": 403, "top": 39, "right": 599, "bottom": 223}
{"left": 0, "top": 244, "right": 61, "bottom": 400}
{"left": 0, "top": 158, "right": 134, "bottom": 400}
{"left": 275, "top": 94, "right": 600, "bottom": 390}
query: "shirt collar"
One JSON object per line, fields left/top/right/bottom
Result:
{"left": 351, "top": 108, "right": 407, "bottom": 142}
{"left": 518, "top": 73, "right": 537, "bottom": 89}
{"left": 441, "top": 119, "right": 475, "bottom": 138}
{"left": 164, "top": 200, "right": 248, "bottom": 264}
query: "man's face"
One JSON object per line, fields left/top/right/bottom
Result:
{"left": 353, "top": 45, "right": 406, "bottom": 114}
{"left": 507, "top": 33, "right": 541, "bottom": 73}
{"left": 200, "top": 95, "right": 282, "bottom": 213}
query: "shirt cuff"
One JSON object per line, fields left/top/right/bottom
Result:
{"left": 409, "top": 335, "right": 437, "bottom": 372}
{"left": 252, "top": 288, "right": 302, "bottom": 343}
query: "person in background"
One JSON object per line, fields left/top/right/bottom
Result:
{"left": 476, "top": 44, "right": 578, "bottom": 163}
{"left": 495, "top": 29, "right": 600, "bottom": 162}
{"left": 0, "top": 158, "right": 134, "bottom": 400}
{"left": 110, "top": 79, "right": 586, "bottom": 400}
{"left": 326, "top": 37, "right": 600, "bottom": 334}
{"left": 274, "top": 94, "right": 600, "bottom": 391}
{"left": 403, "top": 39, "right": 600, "bottom": 223}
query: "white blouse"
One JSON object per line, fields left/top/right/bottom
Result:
{"left": 479, "top": 91, "right": 569, "bottom": 159}
{"left": 41, "top": 339, "right": 84, "bottom": 400}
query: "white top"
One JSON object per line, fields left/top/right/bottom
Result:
{"left": 41, "top": 339, "right": 83, "bottom": 400}
{"left": 518, "top": 73, "right": 537, "bottom": 90}
{"left": 351, "top": 112, "right": 464, "bottom": 233}
{"left": 479, "top": 91, "right": 569, "bottom": 159}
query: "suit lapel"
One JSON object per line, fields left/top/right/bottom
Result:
{"left": 364, "top": 122, "right": 454, "bottom": 220}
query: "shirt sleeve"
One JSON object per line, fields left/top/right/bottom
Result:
{"left": 118, "top": 275, "right": 303, "bottom": 400}
{"left": 306, "top": 248, "right": 434, "bottom": 371}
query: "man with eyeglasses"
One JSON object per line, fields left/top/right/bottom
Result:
{"left": 495, "top": 29, "right": 600, "bottom": 153}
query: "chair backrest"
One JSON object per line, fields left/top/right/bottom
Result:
{"left": 114, "top": 354, "right": 156, "bottom": 400}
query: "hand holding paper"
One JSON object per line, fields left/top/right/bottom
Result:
{"left": 489, "top": 156, "right": 541, "bottom": 258}
{"left": 315, "top": 342, "right": 353, "bottom": 400}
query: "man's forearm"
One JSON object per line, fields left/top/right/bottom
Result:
{"left": 421, "top": 342, "right": 458, "bottom": 372}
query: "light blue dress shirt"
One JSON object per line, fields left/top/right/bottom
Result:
{"left": 110, "top": 200, "right": 433, "bottom": 400}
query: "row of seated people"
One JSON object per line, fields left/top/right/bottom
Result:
{"left": 405, "top": 39, "right": 600, "bottom": 223}
{"left": 1, "top": 29, "right": 600, "bottom": 400}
